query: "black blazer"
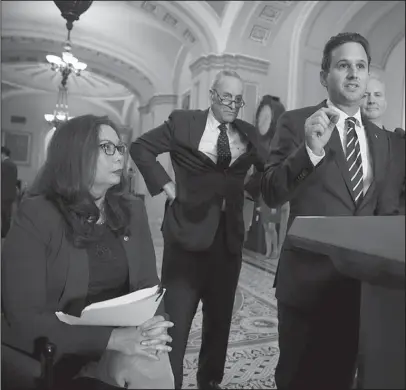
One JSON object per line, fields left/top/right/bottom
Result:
{"left": 131, "top": 109, "right": 267, "bottom": 254}
{"left": 1, "top": 158, "right": 18, "bottom": 202}
{"left": 386, "top": 128, "right": 405, "bottom": 213}
{"left": 1, "top": 195, "right": 160, "bottom": 362}
{"left": 261, "top": 100, "right": 399, "bottom": 309}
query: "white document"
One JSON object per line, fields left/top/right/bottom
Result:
{"left": 56, "top": 285, "right": 165, "bottom": 327}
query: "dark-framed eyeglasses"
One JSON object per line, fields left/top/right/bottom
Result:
{"left": 212, "top": 89, "right": 245, "bottom": 108}
{"left": 99, "top": 142, "right": 127, "bottom": 156}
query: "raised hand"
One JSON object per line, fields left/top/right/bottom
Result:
{"left": 304, "top": 107, "right": 340, "bottom": 156}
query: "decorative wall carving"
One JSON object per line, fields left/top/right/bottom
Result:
{"left": 163, "top": 13, "right": 178, "bottom": 27}
{"left": 149, "top": 94, "right": 178, "bottom": 108}
{"left": 129, "top": 1, "right": 197, "bottom": 46}
{"left": 259, "top": 5, "right": 282, "bottom": 24}
{"left": 141, "top": 1, "right": 157, "bottom": 14}
{"left": 249, "top": 25, "right": 270, "bottom": 43}
{"left": 190, "top": 53, "right": 270, "bottom": 78}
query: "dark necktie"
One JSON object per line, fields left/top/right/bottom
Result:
{"left": 345, "top": 117, "right": 364, "bottom": 204}
{"left": 217, "top": 123, "right": 231, "bottom": 169}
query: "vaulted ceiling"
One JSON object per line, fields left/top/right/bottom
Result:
{"left": 1, "top": 1, "right": 300, "bottom": 105}
{"left": 1, "top": 1, "right": 404, "bottom": 118}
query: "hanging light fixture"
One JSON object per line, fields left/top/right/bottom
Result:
{"left": 46, "top": 42, "right": 87, "bottom": 76}
{"left": 44, "top": 1, "right": 93, "bottom": 127}
{"left": 44, "top": 83, "right": 72, "bottom": 128}
{"left": 46, "top": 1, "right": 93, "bottom": 78}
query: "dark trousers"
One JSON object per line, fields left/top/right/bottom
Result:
{"left": 1, "top": 199, "right": 13, "bottom": 238}
{"left": 161, "top": 214, "right": 242, "bottom": 388}
{"left": 275, "top": 279, "right": 360, "bottom": 390}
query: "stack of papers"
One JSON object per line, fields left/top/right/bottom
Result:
{"left": 56, "top": 285, "right": 165, "bottom": 327}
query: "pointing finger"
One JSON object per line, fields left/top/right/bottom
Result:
{"left": 321, "top": 107, "right": 340, "bottom": 124}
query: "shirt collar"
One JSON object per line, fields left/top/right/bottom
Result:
{"left": 208, "top": 108, "right": 228, "bottom": 130}
{"left": 326, "top": 99, "right": 362, "bottom": 128}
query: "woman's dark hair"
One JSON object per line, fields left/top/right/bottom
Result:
{"left": 255, "top": 95, "right": 286, "bottom": 141}
{"left": 29, "top": 114, "right": 132, "bottom": 248}
{"left": 1, "top": 146, "right": 11, "bottom": 157}
{"left": 321, "top": 32, "right": 371, "bottom": 72}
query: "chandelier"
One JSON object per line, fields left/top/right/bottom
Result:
{"left": 44, "top": 83, "right": 72, "bottom": 128}
{"left": 46, "top": 42, "right": 87, "bottom": 76}
{"left": 44, "top": 1, "right": 93, "bottom": 127}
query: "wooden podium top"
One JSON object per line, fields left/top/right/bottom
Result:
{"left": 288, "top": 216, "right": 405, "bottom": 288}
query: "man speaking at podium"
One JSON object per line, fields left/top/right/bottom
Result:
{"left": 261, "top": 32, "right": 399, "bottom": 390}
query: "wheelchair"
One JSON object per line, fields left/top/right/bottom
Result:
{"left": 1, "top": 338, "right": 56, "bottom": 390}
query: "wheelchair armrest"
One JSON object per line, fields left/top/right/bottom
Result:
{"left": 1, "top": 340, "right": 56, "bottom": 390}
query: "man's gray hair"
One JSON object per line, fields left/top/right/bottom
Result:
{"left": 210, "top": 70, "right": 243, "bottom": 90}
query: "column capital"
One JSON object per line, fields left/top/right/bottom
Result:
{"left": 189, "top": 53, "right": 270, "bottom": 79}
{"left": 149, "top": 94, "right": 178, "bottom": 109}
{"left": 138, "top": 103, "right": 150, "bottom": 115}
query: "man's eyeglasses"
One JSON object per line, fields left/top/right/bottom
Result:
{"left": 99, "top": 142, "right": 127, "bottom": 156}
{"left": 212, "top": 89, "right": 245, "bottom": 108}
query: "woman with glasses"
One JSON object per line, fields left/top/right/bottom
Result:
{"left": 1, "top": 115, "right": 173, "bottom": 389}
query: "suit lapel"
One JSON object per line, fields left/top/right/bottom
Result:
{"left": 318, "top": 100, "right": 354, "bottom": 203}
{"left": 324, "top": 127, "right": 355, "bottom": 203}
{"left": 189, "top": 109, "right": 209, "bottom": 149}
{"left": 357, "top": 119, "right": 381, "bottom": 208}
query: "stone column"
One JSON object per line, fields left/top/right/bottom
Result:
{"left": 189, "top": 53, "right": 270, "bottom": 124}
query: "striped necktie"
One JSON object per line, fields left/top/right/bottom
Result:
{"left": 217, "top": 123, "right": 231, "bottom": 168}
{"left": 345, "top": 117, "right": 364, "bottom": 204}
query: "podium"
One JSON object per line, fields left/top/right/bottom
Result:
{"left": 288, "top": 216, "right": 405, "bottom": 389}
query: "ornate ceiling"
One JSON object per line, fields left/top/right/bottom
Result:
{"left": 1, "top": 1, "right": 300, "bottom": 106}
{"left": 1, "top": 1, "right": 404, "bottom": 114}
{"left": 2, "top": 62, "right": 132, "bottom": 99}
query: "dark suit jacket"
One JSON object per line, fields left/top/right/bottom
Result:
{"left": 386, "top": 128, "right": 405, "bottom": 214}
{"left": 1, "top": 195, "right": 160, "bottom": 362}
{"left": 1, "top": 158, "right": 18, "bottom": 202}
{"left": 261, "top": 101, "right": 399, "bottom": 309}
{"left": 131, "top": 109, "right": 267, "bottom": 254}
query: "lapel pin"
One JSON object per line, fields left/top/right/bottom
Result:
{"left": 375, "top": 134, "right": 378, "bottom": 139}
{"left": 124, "top": 236, "right": 129, "bottom": 241}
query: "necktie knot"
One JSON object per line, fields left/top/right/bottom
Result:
{"left": 346, "top": 117, "right": 357, "bottom": 129}
{"left": 218, "top": 123, "right": 227, "bottom": 132}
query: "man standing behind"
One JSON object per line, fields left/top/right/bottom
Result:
{"left": 1, "top": 146, "right": 18, "bottom": 238}
{"left": 361, "top": 76, "right": 387, "bottom": 129}
{"left": 261, "top": 33, "right": 399, "bottom": 390}
{"left": 361, "top": 77, "right": 405, "bottom": 213}
{"left": 131, "top": 70, "right": 266, "bottom": 390}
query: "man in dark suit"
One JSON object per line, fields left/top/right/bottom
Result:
{"left": 361, "top": 77, "right": 405, "bottom": 214}
{"left": 131, "top": 70, "right": 266, "bottom": 389}
{"left": 261, "top": 32, "right": 399, "bottom": 390}
{"left": 1, "top": 146, "right": 18, "bottom": 238}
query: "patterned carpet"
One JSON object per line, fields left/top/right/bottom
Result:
{"left": 151, "top": 222, "right": 280, "bottom": 389}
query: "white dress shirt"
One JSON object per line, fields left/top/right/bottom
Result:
{"left": 306, "top": 99, "right": 373, "bottom": 195}
{"left": 198, "top": 109, "right": 247, "bottom": 165}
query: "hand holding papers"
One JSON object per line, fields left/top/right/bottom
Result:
{"left": 56, "top": 285, "right": 165, "bottom": 327}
